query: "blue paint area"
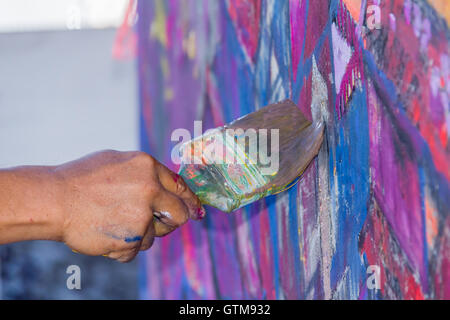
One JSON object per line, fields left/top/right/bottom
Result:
{"left": 103, "top": 231, "right": 143, "bottom": 244}
{"left": 329, "top": 86, "right": 370, "bottom": 298}
{"left": 124, "top": 236, "right": 143, "bottom": 243}
{"left": 288, "top": 183, "right": 303, "bottom": 298}
{"left": 271, "top": 0, "right": 292, "bottom": 98}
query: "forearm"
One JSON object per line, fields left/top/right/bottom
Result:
{"left": 0, "top": 166, "right": 65, "bottom": 244}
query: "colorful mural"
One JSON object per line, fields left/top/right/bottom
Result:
{"left": 137, "top": 0, "right": 450, "bottom": 299}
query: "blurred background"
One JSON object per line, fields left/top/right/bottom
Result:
{"left": 0, "top": 0, "right": 139, "bottom": 299}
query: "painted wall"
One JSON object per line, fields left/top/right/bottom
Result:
{"left": 137, "top": 0, "right": 449, "bottom": 299}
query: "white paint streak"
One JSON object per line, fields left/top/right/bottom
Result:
{"left": 311, "top": 56, "right": 330, "bottom": 124}
{"left": 331, "top": 23, "right": 352, "bottom": 94}
{"left": 311, "top": 55, "right": 334, "bottom": 300}
{"left": 159, "top": 211, "right": 173, "bottom": 220}
{"left": 332, "top": 266, "right": 350, "bottom": 299}
{"left": 270, "top": 46, "right": 288, "bottom": 102}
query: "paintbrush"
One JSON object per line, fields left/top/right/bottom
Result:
{"left": 177, "top": 99, "right": 324, "bottom": 212}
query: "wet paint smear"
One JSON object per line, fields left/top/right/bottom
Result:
{"left": 137, "top": 0, "right": 450, "bottom": 299}
{"left": 124, "top": 236, "right": 143, "bottom": 243}
{"left": 98, "top": 226, "right": 143, "bottom": 244}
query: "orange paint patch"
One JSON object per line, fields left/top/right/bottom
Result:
{"left": 343, "top": 0, "right": 361, "bottom": 22}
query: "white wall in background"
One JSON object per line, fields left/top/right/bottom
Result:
{"left": 0, "top": 0, "right": 130, "bottom": 33}
{"left": 0, "top": 29, "right": 138, "bottom": 168}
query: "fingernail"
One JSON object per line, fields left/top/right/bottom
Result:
{"left": 196, "top": 207, "right": 206, "bottom": 219}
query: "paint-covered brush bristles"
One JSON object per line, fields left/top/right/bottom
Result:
{"left": 178, "top": 99, "right": 324, "bottom": 212}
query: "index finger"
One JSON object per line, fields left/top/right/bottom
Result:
{"left": 156, "top": 163, "right": 206, "bottom": 220}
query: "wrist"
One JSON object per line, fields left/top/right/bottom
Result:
{"left": 40, "top": 166, "right": 67, "bottom": 242}
{"left": 0, "top": 166, "right": 66, "bottom": 243}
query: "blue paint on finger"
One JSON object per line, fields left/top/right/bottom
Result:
{"left": 124, "top": 236, "right": 143, "bottom": 243}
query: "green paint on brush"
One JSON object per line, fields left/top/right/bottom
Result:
{"left": 178, "top": 99, "right": 324, "bottom": 212}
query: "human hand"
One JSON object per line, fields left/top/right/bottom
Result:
{"left": 55, "top": 150, "right": 205, "bottom": 262}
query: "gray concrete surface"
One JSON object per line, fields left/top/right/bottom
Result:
{"left": 0, "top": 28, "right": 139, "bottom": 299}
